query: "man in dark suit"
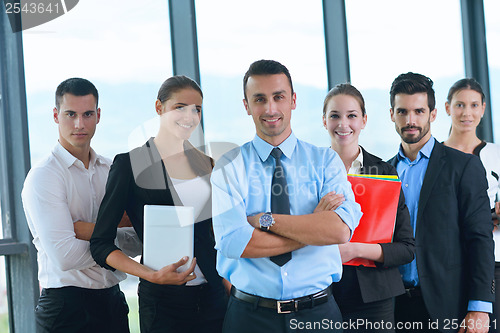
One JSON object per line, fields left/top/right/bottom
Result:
{"left": 388, "top": 72, "right": 495, "bottom": 333}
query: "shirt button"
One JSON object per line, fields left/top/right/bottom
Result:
{"left": 284, "top": 272, "right": 288, "bottom": 277}
{"left": 405, "top": 184, "right": 409, "bottom": 187}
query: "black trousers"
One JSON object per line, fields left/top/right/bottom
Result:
{"left": 333, "top": 267, "right": 395, "bottom": 332}
{"left": 35, "top": 285, "right": 129, "bottom": 333}
{"left": 394, "top": 290, "right": 440, "bottom": 333}
{"left": 339, "top": 297, "right": 395, "bottom": 333}
{"left": 138, "top": 280, "right": 227, "bottom": 333}
{"left": 222, "top": 293, "right": 343, "bottom": 333}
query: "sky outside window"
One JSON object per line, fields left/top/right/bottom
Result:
{"left": 484, "top": 0, "right": 500, "bottom": 142}
{"left": 346, "top": 0, "right": 465, "bottom": 159}
{"left": 22, "top": 0, "right": 173, "bottom": 164}
{"left": 196, "top": 0, "right": 330, "bottom": 152}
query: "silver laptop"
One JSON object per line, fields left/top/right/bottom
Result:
{"left": 143, "top": 205, "right": 194, "bottom": 272}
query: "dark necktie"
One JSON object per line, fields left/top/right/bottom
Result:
{"left": 269, "top": 148, "right": 292, "bottom": 266}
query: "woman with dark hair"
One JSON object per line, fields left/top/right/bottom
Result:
{"left": 322, "top": 83, "right": 415, "bottom": 332}
{"left": 443, "top": 78, "right": 500, "bottom": 332}
{"left": 90, "top": 75, "right": 226, "bottom": 333}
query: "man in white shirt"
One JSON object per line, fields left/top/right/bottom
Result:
{"left": 22, "top": 78, "right": 138, "bottom": 333}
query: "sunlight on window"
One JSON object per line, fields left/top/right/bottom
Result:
{"left": 0, "top": 257, "right": 9, "bottom": 333}
{"left": 23, "top": 0, "right": 173, "bottom": 164}
{"left": 196, "top": 0, "right": 330, "bottom": 152}
{"left": 346, "top": 0, "right": 464, "bottom": 159}
{"left": 485, "top": 0, "right": 500, "bottom": 142}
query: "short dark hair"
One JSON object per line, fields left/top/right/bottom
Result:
{"left": 323, "top": 83, "right": 366, "bottom": 117}
{"left": 157, "top": 75, "right": 203, "bottom": 104}
{"left": 243, "top": 59, "right": 294, "bottom": 101}
{"left": 390, "top": 72, "right": 435, "bottom": 111}
{"left": 447, "top": 78, "right": 485, "bottom": 104}
{"left": 55, "top": 78, "right": 99, "bottom": 110}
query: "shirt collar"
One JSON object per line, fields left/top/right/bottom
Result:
{"left": 397, "top": 136, "right": 435, "bottom": 162}
{"left": 252, "top": 132, "right": 297, "bottom": 162}
{"left": 53, "top": 141, "right": 101, "bottom": 169}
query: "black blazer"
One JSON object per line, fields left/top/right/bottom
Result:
{"left": 332, "top": 147, "right": 415, "bottom": 305}
{"left": 90, "top": 138, "right": 221, "bottom": 286}
{"left": 389, "top": 140, "right": 495, "bottom": 323}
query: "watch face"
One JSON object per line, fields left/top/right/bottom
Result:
{"left": 260, "top": 214, "right": 274, "bottom": 227}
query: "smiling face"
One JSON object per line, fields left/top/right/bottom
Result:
{"left": 390, "top": 92, "right": 436, "bottom": 145}
{"left": 53, "top": 93, "right": 100, "bottom": 156}
{"left": 243, "top": 74, "right": 296, "bottom": 146}
{"left": 445, "top": 88, "right": 485, "bottom": 134}
{"left": 323, "top": 94, "right": 367, "bottom": 149}
{"left": 156, "top": 88, "right": 202, "bottom": 141}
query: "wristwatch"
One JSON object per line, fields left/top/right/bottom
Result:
{"left": 259, "top": 212, "right": 275, "bottom": 231}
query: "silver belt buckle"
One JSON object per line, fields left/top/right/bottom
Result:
{"left": 277, "top": 300, "right": 298, "bottom": 314}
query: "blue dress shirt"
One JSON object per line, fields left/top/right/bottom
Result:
{"left": 395, "top": 136, "right": 491, "bottom": 313}
{"left": 211, "top": 133, "right": 362, "bottom": 300}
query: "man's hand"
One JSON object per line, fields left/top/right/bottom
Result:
{"left": 247, "top": 213, "right": 264, "bottom": 229}
{"left": 246, "top": 191, "right": 344, "bottom": 229}
{"left": 73, "top": 221, "right": 95, "bottom": 241}
{"left": 149, "top": 256, "right": 197, "bottom": 285}
{"left": 458, "top": 311, "right": 490, "bottom": 333}
{"left": 314, "top": 191, "right": 344, "bottom": 213}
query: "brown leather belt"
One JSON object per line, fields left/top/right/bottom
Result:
{"left": 231, "top": 286, "right": 332, "bottom": 314}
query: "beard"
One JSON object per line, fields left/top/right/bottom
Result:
{"left": 397, "top": 122, "right": 431, "bottom": 144}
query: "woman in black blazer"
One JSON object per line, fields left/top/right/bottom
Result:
{"left": 322, "top": 83, "right": 415, "bottom": 332}
{"left": 90, "top": 76, "right": 226, "bottom": 333}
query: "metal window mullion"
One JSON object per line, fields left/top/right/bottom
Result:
{"left": 323, "top": 0, "right": 350, "bottom": 90}
{"left": 460, "top": 0, "right": 493, "bottom": 142}
{"left": 0, "top": 3, "right": 38, "bottom": 332}
{"left": 168, "top": 0, "right": 206, "bottom": 151}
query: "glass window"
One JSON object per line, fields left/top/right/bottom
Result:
{"left": 120, "top": 274, "right": 139, "bottom": 333}
{"left": 195, "top": 0, "right": 329, "bottom": 156}
{"left": 0, "top": 191, "right": 3, "bottom": 238}
{"left": 22, "top": 2, "right": 172, "bottom": 330}
{"left": 345, "top": 0, "right": 465, "bottom": 160}
{"left": 485, "top": 0, "right": 500, "bottom": 142}
{"left": 22, "top": 0, "right": 173, "bottom": 164}
{"left": 0, "top": 257, "right": 9, "bottom": 333}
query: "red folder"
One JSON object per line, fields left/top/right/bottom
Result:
{"left": 344, "top": 175, "right": 401, "bottom": 267}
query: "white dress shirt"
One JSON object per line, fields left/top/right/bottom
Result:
{"left": 22, "top": 142, "right": 139, "bottom": 289}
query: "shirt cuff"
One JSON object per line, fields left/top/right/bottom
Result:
{"left": 217, "top": 225, "right": 254, "bottom": 259}
{"left": 335, "top": 205, "right": 362, "bottom": 239}
{"left": 468, "top": 300, "right": 492, "bottom": 313}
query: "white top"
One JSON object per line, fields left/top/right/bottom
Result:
{"left": 477, "top": 142, "right": 500, "bottom": 261}
{"left": 22, "top": 143, "right": 140, "bottom": 289}
{"left": 170, "top": 176, "right": 210, "bottom": 286}
{"left": 171, "top": 175, "right": 211, "bottom": 221}
{"left": 347, "top": 146, "right": 363, "bottom": 175}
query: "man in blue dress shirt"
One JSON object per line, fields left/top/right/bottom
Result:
{"left": 388, "top": 72, "right": 495, "bottom": 333}
{"left": 211, "top": 60, "right": 362, "bottom": 332}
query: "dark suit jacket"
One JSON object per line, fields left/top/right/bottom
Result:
{"left": 90, "top": 138, "right": 221, "bottom": 286}
{"left": 389, "top": 140, "right": 495, "bottom": 323}
{"left": 332, "top": 147, "right": 415, "bottom": 307}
